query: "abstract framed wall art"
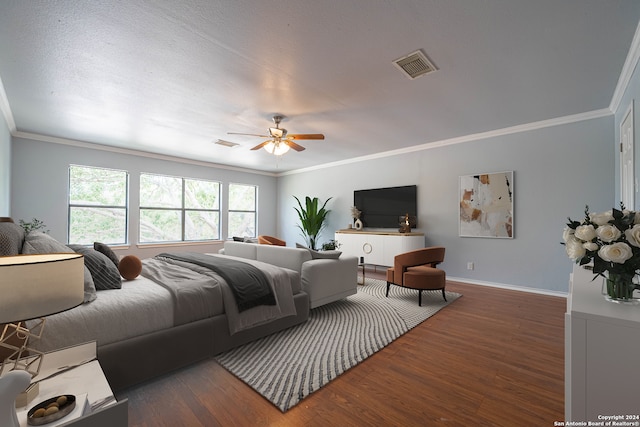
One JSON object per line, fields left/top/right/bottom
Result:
{"left": 459, "top": 171, "right": 514, "bottom": 238}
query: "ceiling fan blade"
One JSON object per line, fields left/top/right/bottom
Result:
{"left": 287, "top": 133, "right": 325, "bottom": 140}
{"left": 228, "top": 132, "right": 270, "bottom": 138}
{"left": 250, "top": 140, "right": 271, "bottom": 150}
{"left": 285, "top": 140, "right": 306, "bottom": 152}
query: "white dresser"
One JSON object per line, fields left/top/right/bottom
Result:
{"left": 335, "top": 230, "right": 424, "bottom": 267}
{"left": 565, "top": 265, "right": 640, "bottom": 422}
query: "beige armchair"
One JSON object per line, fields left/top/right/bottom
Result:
{"left": 386, "top": 247, "right": 446, "bottom": 306}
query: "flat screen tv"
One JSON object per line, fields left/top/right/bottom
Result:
{"left": 353, "top": 185, "right": 417, "bottom": 229}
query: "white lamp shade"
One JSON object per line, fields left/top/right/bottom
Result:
{"left": 0, "top": 253, "right": 85, "bottom": 323}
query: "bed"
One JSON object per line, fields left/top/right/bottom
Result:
{"left": 31, "top": 252, "right": 303, "bottom": 353}
{"left": 0, "top": 222, "right": 310, "bottom": 390}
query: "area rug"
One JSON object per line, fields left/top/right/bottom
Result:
{"left": 214, "top": 278, "right": 461, "bottom": 412}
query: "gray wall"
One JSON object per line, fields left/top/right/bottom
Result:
{"left": 0, "top": 112, "right": 9, "bottom": 215}
{"left": 11, "top": 136, "right": 278, "bottom": 258}
{"left": 7, "top": 112, "right": 621, "bottom": 294}
{"left": 277, "top": 116, "right": 615, "bottom": 294}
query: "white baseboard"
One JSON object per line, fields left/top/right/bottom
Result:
{"left": 447, "top": 276, "right": 568, "bottom": 298}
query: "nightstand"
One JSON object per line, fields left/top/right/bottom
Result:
{"left": 16, "top": 341, "right": 127, "bottom": 427}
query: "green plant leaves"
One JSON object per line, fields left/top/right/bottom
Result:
{"left": 294, "top": 196, "right": 332, "bottom": 250}
{"left": 18, "top": 218, "right": 48, "bottom": 234}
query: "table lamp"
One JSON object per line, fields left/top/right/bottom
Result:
{"left": 0, "top": 253, "right": 84, "bottom": 427}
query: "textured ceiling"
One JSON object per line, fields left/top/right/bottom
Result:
{"left": 1, "top": 0, "right": 639, "bottom": 173}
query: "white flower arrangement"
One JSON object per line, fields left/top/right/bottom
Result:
{"left": 563, "top": 205, "right": 640, "bottom": 299}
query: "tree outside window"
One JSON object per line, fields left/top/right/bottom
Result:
{"left": 228, "top": 183, "right": 257, "bottom": 238}
{"left": 139, "top": 173, "right": 220, "bottom": 243}
{"left": 68, "top": 165, "right": 128, "bottom": 245}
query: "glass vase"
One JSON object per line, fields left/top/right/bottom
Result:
{"left": 605, "top": 272, "right": 639, "bottom": 304}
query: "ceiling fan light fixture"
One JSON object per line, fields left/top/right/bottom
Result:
{"left": 263, "top": 140, "right": 290, "bottom": 156}
{"left": 269, "top": 127, "right": 286, "bottom": 138}
{"left": 232, "top": 114, "right": 322, "bottom": 154}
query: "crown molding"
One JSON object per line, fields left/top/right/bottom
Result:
{"left": 0, "top": 75, "right": 16, "bottom": 133}
{"left": 12, "top": 131, "right": 277, "bottom": 177}
{"left": 279, "top": 108, "right": 613, "bottom": 176}
{"left": 610, "top": 20, "right": 640, "bottom": 114}
{"left": 6, "top": 105, "right": 614, "bottom": 180}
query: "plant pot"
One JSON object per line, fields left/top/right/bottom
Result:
{"left": 605, "top": 273, "right": 640, "bottom": 304}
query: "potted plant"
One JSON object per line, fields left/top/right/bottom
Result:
{"left": 18, "top": 218, "right": 48, "bottom": 234}
{"left": 294, "top": 196, "right": 332, "bottom": 250}
{"left": 321, "top": 239, "right": 341, "bottom": 251}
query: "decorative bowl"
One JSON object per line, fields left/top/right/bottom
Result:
{"left": 27, "top": 394, "right": 76, "bottom": 426}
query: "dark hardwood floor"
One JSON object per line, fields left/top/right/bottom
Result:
{"left": 117, "top": 268, "right": 566, "bottom": 426}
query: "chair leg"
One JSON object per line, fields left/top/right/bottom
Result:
{"left": 386, "top": 282, "right": 391, "bottom": 297}
{"left": 442, "top": 288, "right": 447, "bottom": 302}
{"left": 418, "top": 290, "right": 422, "bottom": 306}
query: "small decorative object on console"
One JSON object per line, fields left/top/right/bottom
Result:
{"left": 398, "top": 213, "right": 416, "bottom": 233}
{"left": 351, "top": 206, "right": 363, "bottom": 231}
{"left": 321, "top": 240, "right": 341, "bottom": 251}
{"left": 563, "top": 204, "right": 640, "bottom": 303}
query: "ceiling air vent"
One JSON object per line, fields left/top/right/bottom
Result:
{"left": 393, "top": 50, "right": 437, "bottom": 80}
{"left": 214, "top": 139, "right": 239, "bottom": 148}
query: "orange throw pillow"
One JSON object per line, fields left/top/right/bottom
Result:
{"left": 118, "top": 255, "right": 142, "bottom": 280}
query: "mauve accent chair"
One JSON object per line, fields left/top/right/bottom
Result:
{"left": 257, "top": 235, "right": 286, "bottom": 246}
{"left": 386, "top": 246, "right": 446, "bottom": 306}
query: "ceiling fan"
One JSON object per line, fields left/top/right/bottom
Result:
{"left": 228, "top": 115, "right": 324, "bottom": 155}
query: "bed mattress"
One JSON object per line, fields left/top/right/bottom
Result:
{"left": 28, "top": 253, "right": 301, "bottom": 352}
{"left": 28, "top": 276, "right": 177, "bottom": 352}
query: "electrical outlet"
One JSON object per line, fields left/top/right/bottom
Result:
{"left": 467, "top": 262, "right": 474, "bottom": 270}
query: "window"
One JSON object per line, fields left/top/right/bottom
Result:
{"left": 68, "top": 165, "right": 128, "bottom": 245}
{"left": 139, "top": 173, "right": 220, "bottom": 243}
{"left": 228, "top": 183, "right": 257, "bottom": 238}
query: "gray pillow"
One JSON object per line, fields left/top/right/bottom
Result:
{"left": 22, "top": 231, "right": 73, "bottom": 254}
{"left": 22, "top": 232, "right": 97, "bottom": 303}
{"left": 310, "top": 250, "right": 342, "bottom": 259}
{"left": 295, "top": 243, "right": 342, "bottom": 259}
{"left": 94, "top": 242, "right": 120, "bottom": 268}
{"left": 0, "top": 222, "right": 25, "bottom": 256}
{"left": 81, "top": 269, "right": 97, "bottom": 303}
{"left": 69, "top": 245, "right": 122, "bottom": 290}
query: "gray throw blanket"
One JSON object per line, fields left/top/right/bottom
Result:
{"left": 158, "top": 252, "right": 276, "bottom": 312}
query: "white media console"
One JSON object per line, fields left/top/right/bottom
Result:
{"left": 335, "top": 230, "right": 424, "bottom": 267}
{"left": 565, "top": 264, "right": 640, "bottom": 422}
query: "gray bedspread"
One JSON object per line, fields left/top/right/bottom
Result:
{"left": 142, "top": 253, "right": 298, "bottom": 334}
{"left": 157, "top": 252, "right": 275, "bottom": 312}
{"left": 26, "top": 277, "right": 175, "bottom": 352}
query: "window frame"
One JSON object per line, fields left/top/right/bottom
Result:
{"left": 67, "top": 164, "right": 129, "bottom": 245}
{"left": 227, "top": 182, "right": 258, "bottom": 239}
{"left": 139, "top": 173, "right": 221, "bottom": 243}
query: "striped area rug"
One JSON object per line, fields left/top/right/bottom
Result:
{"left": 214, "top": 278, "right": 461, "bottom": 412}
